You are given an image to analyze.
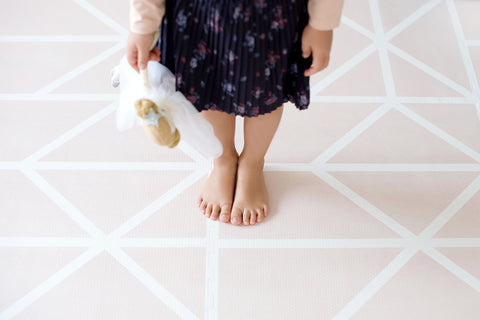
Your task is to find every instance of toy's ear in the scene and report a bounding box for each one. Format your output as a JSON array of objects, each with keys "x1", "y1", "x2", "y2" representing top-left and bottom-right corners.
[{"x1": 111, "y1": 65, "x2": 120, "y2": 88}]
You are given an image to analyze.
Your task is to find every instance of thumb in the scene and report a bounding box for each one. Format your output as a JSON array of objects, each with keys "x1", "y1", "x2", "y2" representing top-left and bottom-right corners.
[
  {"x1": 301, "y1": 42, "x2": 312, "y2": 59},
  {"x1": 137, "y1": 46, "x2": 149, "y2": 71}
]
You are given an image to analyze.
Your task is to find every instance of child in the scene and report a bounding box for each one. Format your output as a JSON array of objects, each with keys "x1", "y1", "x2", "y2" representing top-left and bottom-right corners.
[{"x1": 127, "y1": 0, "x2": 344, "y2": 226}]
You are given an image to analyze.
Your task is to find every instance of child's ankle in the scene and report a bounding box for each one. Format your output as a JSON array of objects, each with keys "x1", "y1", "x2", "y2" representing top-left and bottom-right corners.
[
  {"x1": 238, "y1": 154, "x2": 265, "y2": 169},
  {"x1": 214, "y1": 150, "x2": 239, "y2": 165}
]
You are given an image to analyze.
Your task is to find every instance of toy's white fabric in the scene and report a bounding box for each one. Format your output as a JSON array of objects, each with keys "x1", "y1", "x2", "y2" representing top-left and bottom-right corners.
[{"x1": 113, "y1": 56, "x2": 223, "y2": 159}]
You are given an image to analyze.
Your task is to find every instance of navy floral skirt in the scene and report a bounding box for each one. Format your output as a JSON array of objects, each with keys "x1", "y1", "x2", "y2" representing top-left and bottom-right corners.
[{"x1": 158, "y1": 0, "x2": 312, "y2": 117}]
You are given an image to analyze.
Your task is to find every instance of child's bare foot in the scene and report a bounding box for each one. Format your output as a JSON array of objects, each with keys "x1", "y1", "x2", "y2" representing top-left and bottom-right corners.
[
  {"x1": 230, "y1": 156, "x2": 269, "y2": 226},
  {"x1": 196, "y1": 152, "x2": 238, "y2": 222}
]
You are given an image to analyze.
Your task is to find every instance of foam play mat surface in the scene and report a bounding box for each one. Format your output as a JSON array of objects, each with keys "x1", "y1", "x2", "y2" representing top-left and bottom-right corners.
[{"x1": 1, "y1": 0, "x2": 480, "y2": 319}]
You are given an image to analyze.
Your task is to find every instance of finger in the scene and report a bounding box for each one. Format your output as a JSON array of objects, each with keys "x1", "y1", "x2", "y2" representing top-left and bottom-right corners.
[
  {"x1": 137, "y1": 46, "x2": 149, "y2": 71},
  {"x1": 151, "y1": 47, "x2": 161, "y2": 62},
  {"x1": 148, "y1": 52, "x2": 161, "y2": 62},
  {"x1": 152, "y1": 47, "x2": 161, "y2": 55},
  {"x1": 301, "y1": 43, "x2": 312, "y2": 59},
  {"x1": 301, "y1": 29, "x2": 312, "y2": 58},
  {"x1": 126, "y1": 49, "x2": 139, "y2": 73},
  {"x1": 304, "y1": 61, "x2": 321, "y2": 77},
  {"x1": 304, "y1": 55, "x2": 329, "y2": 77}
]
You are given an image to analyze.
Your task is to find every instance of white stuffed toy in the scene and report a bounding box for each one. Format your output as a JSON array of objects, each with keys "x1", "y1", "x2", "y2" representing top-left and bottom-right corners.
[{"x1": 111, "y1": 32, "x2": 223, "y2": 159}]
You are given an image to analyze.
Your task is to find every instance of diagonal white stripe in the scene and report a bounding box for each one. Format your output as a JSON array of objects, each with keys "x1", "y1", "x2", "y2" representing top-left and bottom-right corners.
[
  {"x1": 22, "y1": 102, "x2": 117, "y2": 163},
  {"x1": 385, "y1": 0, "x2": 443, "y2": 40},
  {"x1": 73, "y1": 0, "x2": 128, "y2": 35},
  {"x1": 1, "y1": 0, "x2": 480, "y2": 318},
  {"x1": 0, "y1": 247, "x2": 103, "y2": 320},
  {"x1": 8, "y1": 162, "x2": 480, "y2": 172},
  {"x1": 369, "y1": 0, "x2": 399, "y2": 99},
  {"x1": 423, "y1": 247, "x2": 480, "y2": 293},
  {"x1": 394, "y1": 103, "x2": 480, "y2": 162},
  {"x1": 310, "y1": 44, "x2": 376, "y2": 96},
  {"x1": 325, "y1": 1, "x2": 480, "y2": 316},
  {"x1": 107, "y1": 247, "x2": 200, "y2": 319},
  {"x1": 0, "y1": 94, "x2": 473, "y2": 104},
  {"x1": 5, "y1": 162, "x2": 480, "y2": 173},
  {"x1": 312, "y1": 169, "x2": 416, "y2": 239},
  {"x1": 35, "y1": 42, "x2": 125, "y2": 94},
  {"x1": 109, "y1": 169, "x2": 207, "y2": 238},
  {"x1": 446, "y1": 0, "x2": 480, "y2": 121},
  {"x1": 1, "y1": 237, "x2": 479, "y2": 250},
  {"x1": 311, "y1": 103, "x2": 392, "y2": 164},
  {"x1": 341, "y1": 16, "x2": 375, "y2": 40},
  {"x1": 177, "y1": 140, "x2": 209, "y2": 163},
  {"x1": 18, "y1": 168, "x2": 105, "y2": 238},
  {"x1": 419, "y1": 174, "x2": 480, "y2": 238},
  {"x1": 332, "y1": 248, "x2": 419, "y2": 320},
  {"x1": 466, "y1": 40, "x2": 480, "y2": 47},
  {"x1": 387, "y1": 44, "x2": 474, "y2": 99}
]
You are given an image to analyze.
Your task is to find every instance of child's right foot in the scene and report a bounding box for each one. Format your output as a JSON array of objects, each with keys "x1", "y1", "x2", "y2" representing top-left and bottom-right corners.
[{"x1": 196, "y1": 152, "x2": 238, "y2": 222}]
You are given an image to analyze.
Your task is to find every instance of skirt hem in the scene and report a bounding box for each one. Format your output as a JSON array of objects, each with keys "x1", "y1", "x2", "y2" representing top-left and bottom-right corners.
[{"x1": 198, "y1": 96, "x2": 309, "y2": 118}]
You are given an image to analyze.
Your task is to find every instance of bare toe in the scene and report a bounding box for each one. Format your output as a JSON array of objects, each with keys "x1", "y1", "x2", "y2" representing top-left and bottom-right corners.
[
  {"x1": 196, "y1": 197, "x2": 202, "y2": 208},
  {"x1": 243, "y1": 209, "x2": 251, "y2": 226},
  {"x1": 219, "y1": 205, "x2": 231, "y2": 223},
  {"x1": 206, "y1": 203, "x2": 213, "y2": 217},
  {"x1": 250, "y1": 210, "x2": 256, "y2": 225},
  {"x1": 256, "y1": 209, "x2": 264, "y2": 223},
  {"x1": 210, "y1": 205, "x2": 221, "y2": 220},
  {"x1": 197, "y1": 153, "x2": 238, "y2": 222},
  {"x1": 231, "y1": 156, "x2": 270, "y2": 226},
  {"x1": 231, "y1": 207, "x2": 242, "y2": 225},
  {"x1": 200, "y1": 200, "x2": 207, "y2": 214}
]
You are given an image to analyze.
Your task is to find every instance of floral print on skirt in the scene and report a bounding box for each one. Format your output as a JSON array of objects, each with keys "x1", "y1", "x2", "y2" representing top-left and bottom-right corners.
[{"x1": 158, "y1": 0, "x2": 313, "y2": 117}]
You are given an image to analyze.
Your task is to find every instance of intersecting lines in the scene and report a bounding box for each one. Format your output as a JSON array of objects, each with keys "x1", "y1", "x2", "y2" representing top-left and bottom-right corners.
[{"x1": 1, "y1": 0, "x2": 480, "y2": 319}]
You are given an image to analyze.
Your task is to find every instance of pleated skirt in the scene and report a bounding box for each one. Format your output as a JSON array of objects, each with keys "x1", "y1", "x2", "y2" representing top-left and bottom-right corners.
[{"x1": 158, "y1": 0, "x2": 312, "y2": 117}]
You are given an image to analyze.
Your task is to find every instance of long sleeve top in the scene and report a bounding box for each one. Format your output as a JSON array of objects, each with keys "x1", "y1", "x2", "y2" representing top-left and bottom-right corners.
[{"x1": 130, "y1": 0, "x2": 345, "y2": 34}]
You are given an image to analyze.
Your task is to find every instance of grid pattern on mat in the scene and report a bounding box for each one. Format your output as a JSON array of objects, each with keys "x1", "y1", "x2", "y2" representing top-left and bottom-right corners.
[{"x1": 1, "y1": 0, "x2": 480, "y2": 319}]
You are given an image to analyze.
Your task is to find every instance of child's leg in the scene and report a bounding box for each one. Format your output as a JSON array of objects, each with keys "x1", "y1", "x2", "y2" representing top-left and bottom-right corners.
[
  {"x1": 230, "y1": 104, "x2": 284, "y2": 225},
  {"x1": 197, "y1": 109, "x2": 239, "y2": 222}
]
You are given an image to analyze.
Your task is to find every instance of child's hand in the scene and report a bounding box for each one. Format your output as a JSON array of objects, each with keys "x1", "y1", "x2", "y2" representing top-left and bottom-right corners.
[
  {"x1": 126, "y1": 32, "x2": 161, "y2": 73},
  {"x1": 301, "y1": 25, "x2": 333, "y2": 77}
]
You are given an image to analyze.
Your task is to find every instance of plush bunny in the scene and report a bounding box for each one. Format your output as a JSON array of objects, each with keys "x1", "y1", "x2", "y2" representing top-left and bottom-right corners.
[{"x1": 111, "y1": 34, "x2": 223, "y2": 159}]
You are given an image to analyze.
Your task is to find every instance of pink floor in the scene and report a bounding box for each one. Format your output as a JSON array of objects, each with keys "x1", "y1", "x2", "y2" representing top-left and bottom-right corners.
[{"x1": 1, "y1": 0, "x2": 480, "y2": 319}]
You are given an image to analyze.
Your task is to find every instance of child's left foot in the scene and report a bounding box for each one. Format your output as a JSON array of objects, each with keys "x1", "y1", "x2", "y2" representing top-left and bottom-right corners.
[{"x1": 230, "y1": 156, "x2": 269, "y2": 226}]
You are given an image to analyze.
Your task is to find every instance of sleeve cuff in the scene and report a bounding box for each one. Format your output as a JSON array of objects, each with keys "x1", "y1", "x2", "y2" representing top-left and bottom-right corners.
[
  {"x1": 129, "y1": 0, "x2": 165, "y2": 34},
  {"x1": 307, "y1": 0, "x2": 344, "y2": 31},
  {"x1": 307, "y1": 18, "x2": 341, "y2": 31}
]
